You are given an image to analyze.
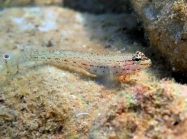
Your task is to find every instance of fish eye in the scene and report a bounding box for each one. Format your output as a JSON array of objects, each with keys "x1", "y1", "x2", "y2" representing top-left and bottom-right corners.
[{"x1": 132, "y1": 56, "x2": 141, "y2": 61}]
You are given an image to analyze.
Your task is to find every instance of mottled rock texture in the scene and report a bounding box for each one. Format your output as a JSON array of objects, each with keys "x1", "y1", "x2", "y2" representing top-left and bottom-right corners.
[
  {"x1": 89, "y1": 80, "x2": 187, "y2": 139},
  {"x1": 0, "y1": 0, "x2": 62, "y2": 7},
  {"x1": 131, "y1": 0, "x2": 187, "y2": 74}
]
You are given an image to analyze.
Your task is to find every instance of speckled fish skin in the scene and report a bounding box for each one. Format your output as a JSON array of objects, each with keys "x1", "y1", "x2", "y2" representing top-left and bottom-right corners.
[{"x1": 2, "y1": 50, "x2": 151, "y2": 76}]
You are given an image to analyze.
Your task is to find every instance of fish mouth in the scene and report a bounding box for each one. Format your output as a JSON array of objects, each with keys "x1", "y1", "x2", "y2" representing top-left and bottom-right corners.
[
  {"x1": 142, "y1": 59, "x2": 152, "y2": 68},
  {"x1": 148, "y1": 59, "x2": 152, "y2": 65},
  {"x1": 147, "y1": 60, "x2": 152, "y2": 67}
]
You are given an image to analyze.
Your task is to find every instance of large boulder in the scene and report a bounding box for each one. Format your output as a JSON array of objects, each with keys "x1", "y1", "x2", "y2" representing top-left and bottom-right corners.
[{"x1": 131, "y1": 0, "x2": 187, "y2": 74}]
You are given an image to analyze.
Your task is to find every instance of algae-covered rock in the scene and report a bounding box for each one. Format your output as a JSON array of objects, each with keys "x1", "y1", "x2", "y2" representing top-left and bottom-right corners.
[
  {"x1": 89, "y1": 80, "x2": 187, "y2": 139},
  {"x1": 131, "y1": 0, "x2": 187, "y2": 74}
]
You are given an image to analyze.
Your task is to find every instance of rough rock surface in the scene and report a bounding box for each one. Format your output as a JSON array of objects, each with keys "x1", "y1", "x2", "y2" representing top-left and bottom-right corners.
[
  {"x1": 89, "y1": 81, "x2": 187, "y2": 139},
  {"x1": 0, "y1": 0, "x2": 62, "y2": 7},
  {"x1": 131, "y1": 0, "x2": 187, "y2": 74}
]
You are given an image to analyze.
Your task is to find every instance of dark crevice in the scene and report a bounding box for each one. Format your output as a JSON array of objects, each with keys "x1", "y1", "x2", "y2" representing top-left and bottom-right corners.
[
  {"x1": 172, "y1": 72, "x2": 187, "y2": 84},
  {"x1": 63, "y1": 0, "x2": 133, "y2": 14}
]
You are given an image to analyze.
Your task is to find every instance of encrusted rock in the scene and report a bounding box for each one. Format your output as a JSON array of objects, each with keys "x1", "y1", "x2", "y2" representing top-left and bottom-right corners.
[{"x1": 131, "y1": 0, "x2": 187, "y2": 74}]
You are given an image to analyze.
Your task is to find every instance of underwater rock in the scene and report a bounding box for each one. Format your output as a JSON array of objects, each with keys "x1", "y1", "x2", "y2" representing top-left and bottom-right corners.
[
  {"x1": 131, "y1": 0, "x2": 187, "y2": 75},
  {"x1": 89, "y1": 80, "x2": 187, "y2": 139},
  {"x1": 0, "y1": 0, "x2": 62, "y2": 7}
]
